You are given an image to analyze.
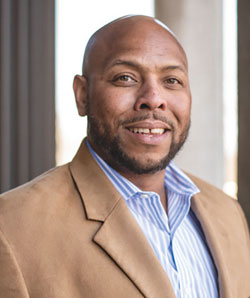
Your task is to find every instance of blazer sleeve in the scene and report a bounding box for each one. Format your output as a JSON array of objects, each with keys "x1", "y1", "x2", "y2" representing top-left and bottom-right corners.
[{"x1": 0, "y1": 229, "x2": 30, "y2": 298}]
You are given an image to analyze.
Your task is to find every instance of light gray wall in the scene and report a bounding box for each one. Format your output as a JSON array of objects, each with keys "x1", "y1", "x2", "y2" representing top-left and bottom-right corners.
[{"x1": 155, "y1": 0, "x2": 224, "y2": 188}]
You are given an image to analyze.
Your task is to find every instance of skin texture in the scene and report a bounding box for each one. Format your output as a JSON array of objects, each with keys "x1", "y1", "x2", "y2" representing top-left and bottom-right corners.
[{"x1": 73, "y1": 16, "x2": 192, "y2": 211}]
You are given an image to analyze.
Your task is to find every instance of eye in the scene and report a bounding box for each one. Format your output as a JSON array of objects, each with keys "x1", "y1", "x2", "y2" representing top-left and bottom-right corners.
[
  {"x1": 165, "y1": 77, "x2": 181, "y2": 84},
  {"x1": 115, "y1": 75, "x2": 134, "y2": 82},
  {"x1": 164, "y1": 76, "x2": 184, "y2": 89},
  {"x1": 118, "y1": 75, "x2": 132, "y2": 82},
  {"x1": 112, "y1": 74, "x2": 137, "y2": 86}
]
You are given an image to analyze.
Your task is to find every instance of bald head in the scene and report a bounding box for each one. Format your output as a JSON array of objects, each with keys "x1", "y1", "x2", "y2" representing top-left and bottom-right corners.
[{"x1": 82, "y1": 15, "x2": 187, "y2": 77}]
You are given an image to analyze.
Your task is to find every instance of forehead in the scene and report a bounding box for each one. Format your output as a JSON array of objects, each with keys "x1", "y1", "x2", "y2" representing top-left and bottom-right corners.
[
  {"x1": 105, "y1": 43, "x2": 186, "y2": 73},
  {"x1": 89, "y1": 22, "x2": 188, "y2": 74}
]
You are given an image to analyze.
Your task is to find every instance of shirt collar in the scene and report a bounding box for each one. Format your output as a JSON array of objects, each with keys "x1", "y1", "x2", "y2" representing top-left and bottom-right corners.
[{"x1": 86, "y1": 140, "x2": 200, "y2": 200}]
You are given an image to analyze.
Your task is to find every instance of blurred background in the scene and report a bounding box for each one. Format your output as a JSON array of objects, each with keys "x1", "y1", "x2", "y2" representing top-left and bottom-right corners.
[{"x1": 0, "y1": 0, "x2": 249, "y2": 226}]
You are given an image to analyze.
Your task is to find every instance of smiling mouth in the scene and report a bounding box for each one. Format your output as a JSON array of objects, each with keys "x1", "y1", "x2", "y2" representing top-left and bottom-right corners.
[{"x1": 127, "y1": 128, "x2": 166, "y2": 135}]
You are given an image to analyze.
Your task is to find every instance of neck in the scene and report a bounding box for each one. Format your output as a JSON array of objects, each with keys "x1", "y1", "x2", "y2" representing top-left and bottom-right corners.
[
  {"x1": 120, "y1": 169, "x2": 168, "y2": 212},
  {"x1": 86, "y1": 139, "x2": 168, "y2": 211}
]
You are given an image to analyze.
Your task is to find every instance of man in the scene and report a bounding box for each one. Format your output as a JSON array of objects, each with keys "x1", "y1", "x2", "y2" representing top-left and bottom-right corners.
[{"x1": 0, "y1": 15, "x2": 249, "y2": 298}]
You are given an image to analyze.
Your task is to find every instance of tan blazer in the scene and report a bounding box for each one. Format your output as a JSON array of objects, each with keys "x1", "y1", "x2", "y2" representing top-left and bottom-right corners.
[{"x1": 0, "y1": 140, "x2": 249, "y2": 298}]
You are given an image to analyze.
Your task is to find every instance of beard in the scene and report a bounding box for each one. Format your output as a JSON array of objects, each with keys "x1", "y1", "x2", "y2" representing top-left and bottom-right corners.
[{"x1": 87, "y1": 111, "x2": 190, "y2": 175}]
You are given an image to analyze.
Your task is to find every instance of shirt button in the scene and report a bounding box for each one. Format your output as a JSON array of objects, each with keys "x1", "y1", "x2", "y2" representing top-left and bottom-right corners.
[
  {"x1": 185, "y1": 286, "x2": 192, "y2": 296},
  {"x1": 140, "y1": 194, "x2": 149, "y2": 199}
]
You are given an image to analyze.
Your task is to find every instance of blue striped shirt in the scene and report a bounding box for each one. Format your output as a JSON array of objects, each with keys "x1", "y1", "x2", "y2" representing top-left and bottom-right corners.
[{"x1": 86, "y1": 141, "x2": 219, "y2": 298}]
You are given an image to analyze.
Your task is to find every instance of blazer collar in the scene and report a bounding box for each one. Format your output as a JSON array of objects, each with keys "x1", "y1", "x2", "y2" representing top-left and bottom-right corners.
[
  {"x1": 190, "y1": 175, "x2": 233, "y2": 298},
  {"x1": 69, "y1": 140, "x2": 176, "y2": 298}
]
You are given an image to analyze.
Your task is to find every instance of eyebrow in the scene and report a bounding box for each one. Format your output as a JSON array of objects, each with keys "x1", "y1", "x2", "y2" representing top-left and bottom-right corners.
[
  {"x1": 162, "y1": 65, "x2": 186, "y2": 73},
  {"x1": 106, "y1": 59, "x2": 187, "y2": 73},
  {"x1": 106, "y1": 59, "x2": 141, "y2": 71}
]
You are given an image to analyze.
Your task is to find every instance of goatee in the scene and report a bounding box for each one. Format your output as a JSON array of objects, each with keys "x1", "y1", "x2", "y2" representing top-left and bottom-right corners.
[{"x1": 86, "y1": 112, "x2": 190, "y2": 174}]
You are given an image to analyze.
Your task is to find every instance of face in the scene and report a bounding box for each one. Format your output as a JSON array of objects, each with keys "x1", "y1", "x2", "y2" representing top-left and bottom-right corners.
[{"x1": 76, "y1": 20, "x2": 191, "y2": 175}]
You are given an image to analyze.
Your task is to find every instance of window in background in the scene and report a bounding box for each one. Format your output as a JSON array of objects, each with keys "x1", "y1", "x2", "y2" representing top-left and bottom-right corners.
[
  {"x1": 222, "y1": 0, "x2": 238, "y2": 197},
  {"x1": 55, "y1": 0, "x2": 154, "y2": 165}
]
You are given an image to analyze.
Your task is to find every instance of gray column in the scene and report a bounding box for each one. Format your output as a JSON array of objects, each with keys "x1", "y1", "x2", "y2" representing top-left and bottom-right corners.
[
  {"x1": 238, "y1": 0, "x2": 250, "y2": 227},
  {"x1": 155, "y1": 0, "x2": 224, "y2": 189},
  {"x1": 0, "y1": 0, "x2": 55, "y2": 193}
]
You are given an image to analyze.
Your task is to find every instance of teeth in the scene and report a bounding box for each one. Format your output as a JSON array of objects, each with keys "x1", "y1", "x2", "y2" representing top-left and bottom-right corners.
[
  {"x1": 138, "y1": 128, "x2": 150, "y2": 134},
  {"x1": 151, "y1": 128, "x2": 164, "y2": 135},
  {"x1": 129, "y1": 128, "x2": 165, "y2": 135}
]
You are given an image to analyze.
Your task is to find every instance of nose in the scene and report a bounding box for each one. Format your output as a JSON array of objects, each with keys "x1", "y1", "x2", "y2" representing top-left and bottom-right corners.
[{"x1": 134, "y1": 81, "x2": 167, "y2": 111}]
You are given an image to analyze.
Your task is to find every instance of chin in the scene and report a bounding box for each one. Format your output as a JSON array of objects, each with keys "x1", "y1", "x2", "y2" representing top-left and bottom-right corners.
[{"x1": 113, "y1": 151, "x2": 172, "y2": 175}]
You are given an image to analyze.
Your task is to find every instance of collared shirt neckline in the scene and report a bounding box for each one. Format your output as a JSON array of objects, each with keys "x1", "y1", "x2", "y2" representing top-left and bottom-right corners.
[{"x1": 86, "y1": 140, "x2": 200, "y2": 201}]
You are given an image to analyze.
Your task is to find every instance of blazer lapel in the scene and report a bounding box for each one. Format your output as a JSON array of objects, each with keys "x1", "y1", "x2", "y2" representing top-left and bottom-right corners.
[
  {"x1": 94, "y1": 197, "x2": 175, "y2": 298},
  {"x1": 191, "y1": 191, "x2": 233, "y2": 298},
  {"x1": 69, "y1": 140, "x2": 175, "y2": 298}
]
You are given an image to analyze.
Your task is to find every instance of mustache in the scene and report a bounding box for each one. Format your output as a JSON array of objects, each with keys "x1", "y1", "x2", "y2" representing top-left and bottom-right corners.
[{"x1": 119, "y1": 112, "x2": 175, "y2": 130}]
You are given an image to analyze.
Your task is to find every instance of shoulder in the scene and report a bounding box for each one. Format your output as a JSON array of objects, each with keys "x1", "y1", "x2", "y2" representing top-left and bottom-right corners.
[
  {"x1": 186, "y1": 172, "x2": 250, "y2": 237},
  {"x1": 185, "y1": 172, "x2": 241, "y2": 217},
  {"x1": 0, "y1": 164, "x2": 82, "y2": 234},
  {"x1": 185, "y1": 171, "x2": 241, "y2": 211},
  {"x1": 185, "y1": 172, "x2": 230, "y2": 200},
  {"x1": 0, "y1": 163, "x2": 89, "y2": 264},
  {"x1": 0, "y1": 164, "x2": 73, "y2": 209}
]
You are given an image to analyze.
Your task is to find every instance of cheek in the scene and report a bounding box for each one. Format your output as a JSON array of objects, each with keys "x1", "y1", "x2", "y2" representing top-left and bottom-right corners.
[
  {"x1": 107, "y1": 89, "x2": 135, "y2": 111},
  {"x1": 88, "y1": 90, "x2": 132, "y2": 131},
  {"x1": 92, "y1": 88, "x2": 134, "y2": 117},
  {"x1": 167, "y1": 93, "x2": 191, "y2": 124}
]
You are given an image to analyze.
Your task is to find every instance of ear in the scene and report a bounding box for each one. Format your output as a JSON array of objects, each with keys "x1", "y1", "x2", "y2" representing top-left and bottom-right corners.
[{"x1": 73, "y1": 75, "x2": 88, "y2": 116}]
